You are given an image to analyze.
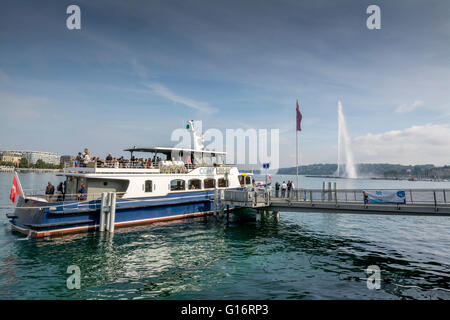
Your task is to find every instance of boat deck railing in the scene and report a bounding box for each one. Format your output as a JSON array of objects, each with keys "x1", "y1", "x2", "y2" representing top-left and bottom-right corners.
[
  {"x1": 64, "y1": 160, "x2": 235, "y2": 173},
  {"x1": 22, "y1": 191, "x2": 127, "y2": 203},
  {"x1": 271, "y1": 188, "x2": 450, "y2": 206}
]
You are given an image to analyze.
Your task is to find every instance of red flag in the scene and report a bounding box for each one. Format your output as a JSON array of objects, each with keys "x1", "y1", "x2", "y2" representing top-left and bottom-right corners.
[
  {"x1": 10, "y1": 172, "x2": 23, "y2": 204},
  {"x1": 296, "y1": 100, "x2": 302, "y2": 131}
]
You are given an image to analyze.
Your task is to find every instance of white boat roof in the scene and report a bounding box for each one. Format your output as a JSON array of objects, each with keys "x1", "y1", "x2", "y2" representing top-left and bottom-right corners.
[{"x1": 124, "y1": 146, "x2": 227, "y2": 155}]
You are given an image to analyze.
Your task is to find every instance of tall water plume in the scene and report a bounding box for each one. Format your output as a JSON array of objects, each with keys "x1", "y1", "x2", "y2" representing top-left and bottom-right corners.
[{"x1": 336, "y1": 101, "x2": 358, "y2": 178}]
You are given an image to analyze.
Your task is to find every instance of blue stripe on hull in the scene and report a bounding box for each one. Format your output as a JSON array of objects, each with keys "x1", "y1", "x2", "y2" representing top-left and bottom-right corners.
[{"x1": 10, "y1": 190, "x2": 238, "y2": 236}]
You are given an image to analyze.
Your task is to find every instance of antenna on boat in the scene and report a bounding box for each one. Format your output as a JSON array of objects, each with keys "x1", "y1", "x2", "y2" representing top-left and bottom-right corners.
[{"x1": 186, "y1": 120, "x2": 204, "y2": 151}]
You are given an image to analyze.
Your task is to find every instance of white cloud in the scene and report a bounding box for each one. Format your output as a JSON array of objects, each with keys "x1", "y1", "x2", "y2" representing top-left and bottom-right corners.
[
  {"x1": 144, "y1": 82, "x2": 217, "y2": 114},
  {"x1": 353, "y1": 123, "x2": 450, "y2": 165},
  {"x1": 395, "y1": 100, "x2": 424, "y2": 113}
]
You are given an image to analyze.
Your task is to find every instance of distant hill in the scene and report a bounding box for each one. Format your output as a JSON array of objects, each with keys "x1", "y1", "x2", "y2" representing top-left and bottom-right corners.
[{"x1": 277, "y1": 163, "x2": 450, "y2": 179}]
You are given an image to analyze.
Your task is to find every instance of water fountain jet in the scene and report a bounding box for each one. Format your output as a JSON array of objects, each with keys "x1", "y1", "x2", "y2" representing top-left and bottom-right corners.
[{"x1": 336, "y1": 101, "x2": 358, "y2": 178}]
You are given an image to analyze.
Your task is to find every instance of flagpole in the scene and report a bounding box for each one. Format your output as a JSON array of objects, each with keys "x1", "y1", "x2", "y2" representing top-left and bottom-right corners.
[{"x1": 296, "y1": 128, "x2": 299, "y2": 191}]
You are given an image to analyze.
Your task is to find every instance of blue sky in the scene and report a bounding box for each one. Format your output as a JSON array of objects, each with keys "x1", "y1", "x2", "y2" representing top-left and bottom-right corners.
[{"x1": 1, "y1": 0, "x2": 449, "y2": 167}]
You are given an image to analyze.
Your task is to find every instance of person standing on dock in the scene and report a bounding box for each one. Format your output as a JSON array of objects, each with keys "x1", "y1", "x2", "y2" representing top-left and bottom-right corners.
[
  {"x1": 281, "y1": 181, "x2": 287, "y2": 198},
  {"x1": 275, "y1": 181, "x2": 280, "y2": 197},
  {"x1": 287, "y1": 180, "x2": 292, "y2": 198},
  {"x1": 363, "y1": 191, "x2": 369, "y2": 205}
]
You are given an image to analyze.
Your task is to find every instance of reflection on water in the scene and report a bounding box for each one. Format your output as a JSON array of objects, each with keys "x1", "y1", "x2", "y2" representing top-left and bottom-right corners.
[{"x1": 1, "y1": 173, "x2": 450, "y2": 299}]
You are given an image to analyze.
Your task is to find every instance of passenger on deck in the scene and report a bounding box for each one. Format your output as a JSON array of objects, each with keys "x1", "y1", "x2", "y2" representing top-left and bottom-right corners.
[
  {"x1": 96, "y1": 157, "x2": 104, "y2": 167},
  {"x1": 45, "y1": 182, "x2": 55, "y2": 195},
  {"x1": 78, "y1": 184, "x2": 87, "y2": 201},
  {"x1": 56, "y1": 182, "x2": 64, "y2": 201},
  {"x1": 106, "y1": 153, "x2": 113, "y2": 162},
  {"x1": 75, "y1": 152, "x2": 82, "y2": 167},
  {"x1": 83, "y1": 148, "x2": 91, "y2": 167},
  {"x1": 118, "y1": 157, "x2": 124, "y2": 168},
  {"x1": 275, "y1": 181, "x2": 280, "y2": 197},
  {"x1": 113, "y1": 158, "x2": 119, "y2": 168}
]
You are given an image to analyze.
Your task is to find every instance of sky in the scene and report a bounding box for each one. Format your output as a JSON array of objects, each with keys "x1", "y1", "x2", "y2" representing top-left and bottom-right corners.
[{"x1": 0, "y1": 0, "x2": 449, "y2": 168}]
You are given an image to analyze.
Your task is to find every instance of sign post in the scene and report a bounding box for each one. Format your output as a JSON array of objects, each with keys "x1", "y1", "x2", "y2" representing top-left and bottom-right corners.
[{"x1": 263, "y1": 163, "x2": 270, "y2": 186}]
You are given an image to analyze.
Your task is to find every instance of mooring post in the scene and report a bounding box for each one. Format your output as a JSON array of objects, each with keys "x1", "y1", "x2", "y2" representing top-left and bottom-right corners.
[
  {"x1": 410, "y1": 189, "x2": 413, "y2": 204},
  {"x1": 105, "y1": 192, "x2": 111, "y2": 231},
  {"x1": 443, "y1": 189, "x2": 447, "y2": 204},
  {"x1": 333, "y1": 182, "x2": 337, "y2": 204},
  {"x1": 274, "y1": 211, "x2": 280, "y2": 222},
  {"x1": 109, "y1": 192, "x2": 116, "y2": 233},
  {"x1": 310, "y1": 191, "x2": 313, "y2": 204},
  {"x1": 328, "y1": 182, "x2": 332, "y2": 201},
  {"x1": 213, "y1": 188, "x2": 218, "y2": 215},
  {"x1": 322, "y1": 181, "x2": 325, "y2": 201},
  {"x1": 99, "y1": 192, "x2": 107, "y2": 232},
  {"x1": 433, "y1": 190, "x2": 437, "y2": 211}
]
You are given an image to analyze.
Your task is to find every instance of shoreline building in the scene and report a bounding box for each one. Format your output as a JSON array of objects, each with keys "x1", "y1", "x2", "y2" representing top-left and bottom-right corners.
[{"x1": 0, "y1": 150, "x2": 61, "y2": 165}]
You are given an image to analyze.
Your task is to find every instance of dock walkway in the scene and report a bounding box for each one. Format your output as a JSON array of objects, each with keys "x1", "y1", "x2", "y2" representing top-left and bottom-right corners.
[
  {"x1": 222, "y1": 187, "x2": 450, "y2": 217},
  {"x1": 269, "y1": 198, "x2": 450, "y2": 216}
]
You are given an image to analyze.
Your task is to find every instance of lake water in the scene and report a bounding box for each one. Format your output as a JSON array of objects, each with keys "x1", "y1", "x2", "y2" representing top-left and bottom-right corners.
[{"x1": 0, "y1": 172, "x2": 449, "y2": 299}]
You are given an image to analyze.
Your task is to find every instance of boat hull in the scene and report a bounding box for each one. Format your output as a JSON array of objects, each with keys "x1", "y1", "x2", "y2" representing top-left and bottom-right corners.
[{"x1": 9, "y1": 190, "x2": 234, "y2": 238}]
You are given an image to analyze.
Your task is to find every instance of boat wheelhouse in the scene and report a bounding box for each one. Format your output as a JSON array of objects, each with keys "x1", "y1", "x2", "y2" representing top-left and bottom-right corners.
[{"x1": 7, "y1": 121, "x2": 254, "y2": 237}]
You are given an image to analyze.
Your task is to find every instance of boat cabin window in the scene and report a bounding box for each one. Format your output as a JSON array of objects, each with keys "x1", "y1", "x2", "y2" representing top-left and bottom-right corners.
[
  {"x1": 144, "y1": 180, "x2": 153, "y2": 192},
  {"x1": 170, "y1": 179, "x2": 185, "y2": 191},
  {"x1": 239, "y1": 175, "x2": 245, "y2": 187},
  {"x1": 188, "y1": 179, "x2": 201, "y2": 190},
  {"x1": 218, "y1": 178, "x2": 228, "y2": 188},
  {"x1": 204, "y1": 178, "x2": 215, "y2": 189},
  {"x1": 246, "y1": 176, "x2": 251, "y2": 185},
  {"x1": 85, "y1": 178, "x2": 129, "y2": 199}
]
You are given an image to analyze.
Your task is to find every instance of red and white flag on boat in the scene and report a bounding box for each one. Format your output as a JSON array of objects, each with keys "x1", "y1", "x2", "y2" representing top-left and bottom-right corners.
[{"x1": 10, "y1": 172, "x2": 23, "y2": 204}]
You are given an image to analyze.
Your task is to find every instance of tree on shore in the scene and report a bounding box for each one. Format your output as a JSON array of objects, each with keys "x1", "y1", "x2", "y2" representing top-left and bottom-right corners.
[{"x1": 19, "y1": 157, "x2": 29, "y2": 168}]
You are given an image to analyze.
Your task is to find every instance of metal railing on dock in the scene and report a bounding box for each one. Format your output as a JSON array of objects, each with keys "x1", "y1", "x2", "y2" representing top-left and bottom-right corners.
[
  {"x1": 271, "y1": 188, "x2": 450, "y2": 206},
  {"x1": 218, "y1": 188, "x2": 271, "y2": 210},
  {"x1": 269, "y1": 187, "x2": 450, "y2": 216}
]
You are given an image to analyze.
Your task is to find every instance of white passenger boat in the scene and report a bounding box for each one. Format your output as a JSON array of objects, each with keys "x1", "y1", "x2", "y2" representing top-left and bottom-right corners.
[{"x1": 7, "y1": 121, "x2": 253, "y2": 237}]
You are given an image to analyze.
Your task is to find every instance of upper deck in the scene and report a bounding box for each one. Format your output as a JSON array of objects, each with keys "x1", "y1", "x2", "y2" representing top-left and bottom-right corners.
[{"x1": 63, "y1": 146, "x2": 233, "y2": 175}]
